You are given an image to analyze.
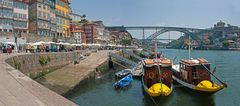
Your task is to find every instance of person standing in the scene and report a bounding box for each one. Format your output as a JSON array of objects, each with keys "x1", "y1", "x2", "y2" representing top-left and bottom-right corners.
[
  {"x1": 0, "y1": 45, "x2": 2, "y2": 53},
  {"x1": 2, "y1": 46, "x2": 4, "y2": 53},
  {"x1": 9, "y1": 45, "x2": 12, "y2": 54},
  {"x1": 6, "y1": 45, "x2": 9, "y2": 54}
]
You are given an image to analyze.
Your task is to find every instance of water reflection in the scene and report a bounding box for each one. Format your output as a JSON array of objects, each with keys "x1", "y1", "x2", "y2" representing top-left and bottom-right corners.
[
  {"x1": 176, "y1": 87, "x2": 215, "y2": 106},
  {"x1": 142, "y1": 91, "x2": 174, "y2": 106}
]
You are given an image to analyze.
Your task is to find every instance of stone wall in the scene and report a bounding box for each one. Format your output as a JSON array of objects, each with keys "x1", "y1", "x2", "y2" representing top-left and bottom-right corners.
[{"x1": 5, "y1": 51, "x2": 87, "y2": 79}]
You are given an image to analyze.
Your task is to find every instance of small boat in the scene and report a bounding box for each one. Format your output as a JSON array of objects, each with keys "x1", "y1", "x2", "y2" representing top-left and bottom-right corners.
[
  {"x1": 142, "y1": 58, "x2": 173, "y2": 97},
  {"x1": 172, "y1": 58, "x2": 227, "y2": 93},
  {"x1": 115, "y1": 69, "x2": 132, "y2": 78},
  {"x1": 114, "y1": 74, "x2": 133, "y2": 89}
]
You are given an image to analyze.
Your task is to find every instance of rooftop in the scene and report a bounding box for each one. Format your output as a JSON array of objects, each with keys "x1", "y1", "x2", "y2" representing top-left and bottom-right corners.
[
  {"x1": 180, "y1": 58, "x2": 209, "y2": 65},
  {"x1": 144, "y1": 58, "x2": 171, "y2": 66}
]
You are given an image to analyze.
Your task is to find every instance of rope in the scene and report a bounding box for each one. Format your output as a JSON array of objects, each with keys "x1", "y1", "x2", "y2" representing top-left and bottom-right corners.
[
  {"x1": 201, "y1": 63, "x2": 227, "y2": 87},
  {"x1": 149, "y1": 96, "x2": 158, "y2": 106}
]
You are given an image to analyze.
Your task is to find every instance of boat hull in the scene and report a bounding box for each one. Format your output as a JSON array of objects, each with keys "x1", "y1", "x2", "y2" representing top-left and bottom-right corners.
[
  {"x1": 114, "y1": 74, "x2": 133, "y2": 89},
  {"x1": 142, "y1": 75, "x2": 172, "y2": 97},
  {"x1": 172, "y1": 72, "x2": 224, "y2": 93}
]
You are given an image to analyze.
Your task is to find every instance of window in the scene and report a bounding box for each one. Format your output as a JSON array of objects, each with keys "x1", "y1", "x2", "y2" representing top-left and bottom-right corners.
[
  {"x1": 23, "y1": 14, "x2": 26, "y2": 19},
  {"x1": 13, "y1": 1, "x2": 27, "y2": 10},
  {"x1": 48, "y1": 13, "x2": 50, "y2": 20},
  {"x1": 192, "y1": 71, "x2": 198, "y2": 79},
  {"x1": 38, "y1": 11, "x2": 42, "y2": 18},
  {"x1": 38, "y1": 4, "x2": 41, "y2": 8},
  {"x1": 43, "y1": 12, "x2": 46, "y2": 19}
]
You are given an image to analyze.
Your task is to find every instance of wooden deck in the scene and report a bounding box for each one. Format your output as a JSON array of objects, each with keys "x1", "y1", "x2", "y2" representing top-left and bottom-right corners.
[{"x1": 131, "y1": 62, "x2": 143, "y2": 77}]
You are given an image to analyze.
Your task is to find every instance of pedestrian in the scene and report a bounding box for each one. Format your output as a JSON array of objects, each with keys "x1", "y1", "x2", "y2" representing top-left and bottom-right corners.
[
  {"x1": 6, "y1": 46, "x2": 9, "y2": 55},
  {"x1": 0, "y1": 45, "x2": 2, "y2": 53},
  {"x1": 3, "y1": 46, "x2": 6, "y2": 53},
  {"x1": 9, "y1": 45, "x2": 12, "y2": 54},
  {"x1": 9, "y1": 46, "x2": 12, "y2": 54}
]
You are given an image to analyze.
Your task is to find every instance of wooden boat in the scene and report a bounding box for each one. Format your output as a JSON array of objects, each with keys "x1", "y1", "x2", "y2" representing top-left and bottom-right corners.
[
  {"x1": 142, "y1": 58, "x2": 173, "y2": 97},
  {"x1": 115, "y1": 69, "x2": 132, "y2": 78},
  {"x1": 172, "y1": 58, "x2": 227, "y2": 93},
  {"x1": 114, "y1": 74, "x2": 133, "y2": 89}
]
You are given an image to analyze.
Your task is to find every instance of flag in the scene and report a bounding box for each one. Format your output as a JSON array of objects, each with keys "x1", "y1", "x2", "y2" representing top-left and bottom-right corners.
[{"x1": 212, "y1": 67, "x2": 217, "y2": 74}]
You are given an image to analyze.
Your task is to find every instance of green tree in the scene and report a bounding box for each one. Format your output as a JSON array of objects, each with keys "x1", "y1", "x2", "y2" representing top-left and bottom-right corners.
[
  {"x1": 120, "y1": 38, "x2": 132, "y2": 46},
  {"x1": 222, "y1": 40, "x2": 230, "y2": 48},
  {"x1": 78, "y1": 19, "x2": 88, "y2": 24},
  {"x1": 82, "y1": 14, "x2": 86, "y2": 18}
]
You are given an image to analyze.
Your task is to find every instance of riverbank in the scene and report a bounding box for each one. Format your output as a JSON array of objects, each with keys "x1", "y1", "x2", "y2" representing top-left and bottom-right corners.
[
  {"x1": 35, "y1": 50, "x2": 115, "y2": 95},
  {"x1": 166, "y1": 47, "x2": 240, "y2": 51},
  {"x1": 0, "y1": 53, "x2": 77, "y2": 106}
]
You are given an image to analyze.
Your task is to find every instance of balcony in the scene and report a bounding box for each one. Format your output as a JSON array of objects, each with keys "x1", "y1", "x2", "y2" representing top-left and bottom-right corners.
[
  {"x1": 13, "y1": 18, "x2": 28, "y2": 22},
  {"x1": 55, "y1": 12, "x2": 71, "y2": 19},
  {"x1": 0, "y1": 5, "x2": 13, "y2": 10}
]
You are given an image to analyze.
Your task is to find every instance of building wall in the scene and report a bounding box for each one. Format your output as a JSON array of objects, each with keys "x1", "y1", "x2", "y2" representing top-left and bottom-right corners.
[
  {"x1": 81, "y1": 31, "x2": 86, "y2": 44},
  {"x1": 0, "y1": 0, "x2": 14, "y2": 32},
  {"x1": 83, "y1": 24, "x2": 96, "y2": 44},
  {"x1": 70, "y1": 12, "x2": 82, "y2": 22},
  {"x1": 72, "y1": 32, "x2": 81, "y2": 44},
  {"x1": 0, "y1": 0, "x2": 29, "y2": 35},
  {"x1": 70, "y1": 23, "x2": 86, "y2": 44},
  {"x1": 50, "y1": 8, "x2": 57, "y2": 37},
  {"x1": 55, "y1": 0, "x2": 70, "y2": 38},
  {"x1": 49, "y1": 0, "x2": 57, "y2": 37},
  {"x1": 13, "y1": 0, "x2": 29, "y2": 33},
  {"x1": 29, "y1": 0, "x2": 53, "y2": 37}
]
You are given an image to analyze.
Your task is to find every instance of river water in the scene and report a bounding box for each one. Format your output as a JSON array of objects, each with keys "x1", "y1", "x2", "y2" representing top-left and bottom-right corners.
[{"x1": 67, "y1": 49, "x2": 240, "y2": 106}]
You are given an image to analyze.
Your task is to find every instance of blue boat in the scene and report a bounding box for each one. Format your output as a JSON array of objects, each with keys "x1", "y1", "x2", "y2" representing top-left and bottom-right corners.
[{"x1": 114, "y1": 74, "x2": 133, "y2": 89}]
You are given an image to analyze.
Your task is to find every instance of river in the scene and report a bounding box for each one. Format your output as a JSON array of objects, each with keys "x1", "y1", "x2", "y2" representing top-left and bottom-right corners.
[{"x1": 66, "y1": 49, "x2": 240, "y2": 106}]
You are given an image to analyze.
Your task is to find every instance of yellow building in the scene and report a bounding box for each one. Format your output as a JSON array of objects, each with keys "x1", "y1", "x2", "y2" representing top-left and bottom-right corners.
[{"x1": 56, "y1": 0, "x2": 70, "y2": 39}]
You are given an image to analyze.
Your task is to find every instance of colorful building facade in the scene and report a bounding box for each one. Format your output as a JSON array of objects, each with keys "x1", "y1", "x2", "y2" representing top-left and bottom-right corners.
[
  {"x1": 55, "y1": 0, "x2": 70, "y2": 39},
  {"x1": 70, "y1": 23, "x2": 86, "y2": 44},
  {"x1": 69, "y1": 10, "x2": 82, "y2": 23},
  {"x1": 0, "y1": 0, "x2": 29, "y2": 34},
  {"x1": 49, "y1": 0, "x2": 57, "y2": 38},
  {"x1": 29, "y1": 0, "x2": 55, "y2": 37},
  {"x1": 83, "y1": 22, "x2": 97, "y2": 44}
]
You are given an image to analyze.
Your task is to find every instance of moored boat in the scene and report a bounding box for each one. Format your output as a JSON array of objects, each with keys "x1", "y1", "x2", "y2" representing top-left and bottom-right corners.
[
  {"x1": 114, "y1": 74, "x2": 133, "y2": 89},
  {"x1": 115, "y1": 69, "x2": 132, "y2": 78},
  {"x1": 142, "y1": 58, "x2": 173, "y2": 97},
  {"x1": 172, "y1": 58, "x2": 227, "y2": 93}
]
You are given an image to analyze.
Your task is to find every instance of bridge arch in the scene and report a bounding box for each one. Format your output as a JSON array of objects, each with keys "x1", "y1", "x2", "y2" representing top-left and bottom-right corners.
[{"x1": 146, "y1": 28, "x2": 194, "y2": 40}]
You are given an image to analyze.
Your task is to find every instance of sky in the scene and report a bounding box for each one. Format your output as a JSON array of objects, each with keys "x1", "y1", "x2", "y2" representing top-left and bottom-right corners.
[{"x1": 69, "y1": 0, "x2": 240, "y2": 39}]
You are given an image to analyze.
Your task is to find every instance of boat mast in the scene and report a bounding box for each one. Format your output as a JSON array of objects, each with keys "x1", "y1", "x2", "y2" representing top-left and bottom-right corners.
[
  {"x1": 188, "y1": 34, "x2": 191, "y2": 59},
  {"x1": 155, "y1": 38, "x2": 163, "y2": 92}
]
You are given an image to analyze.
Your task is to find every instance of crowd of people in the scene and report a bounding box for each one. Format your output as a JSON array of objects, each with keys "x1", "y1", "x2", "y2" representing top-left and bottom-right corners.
[
  {"x1": 0, "y1": 44, "x2": 15, "y2": 54},
  {"x1": 0, "y1": 41, "x2": 136, "y2": 54}
]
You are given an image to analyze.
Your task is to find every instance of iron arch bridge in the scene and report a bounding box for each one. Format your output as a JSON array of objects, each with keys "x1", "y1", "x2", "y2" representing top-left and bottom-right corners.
[
  {"x1": 106, "y1": 26, "x2": 213, "y2": 41},
  {"x1": 146, "y1": 27, "x2": 201, "y2": 40}
]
